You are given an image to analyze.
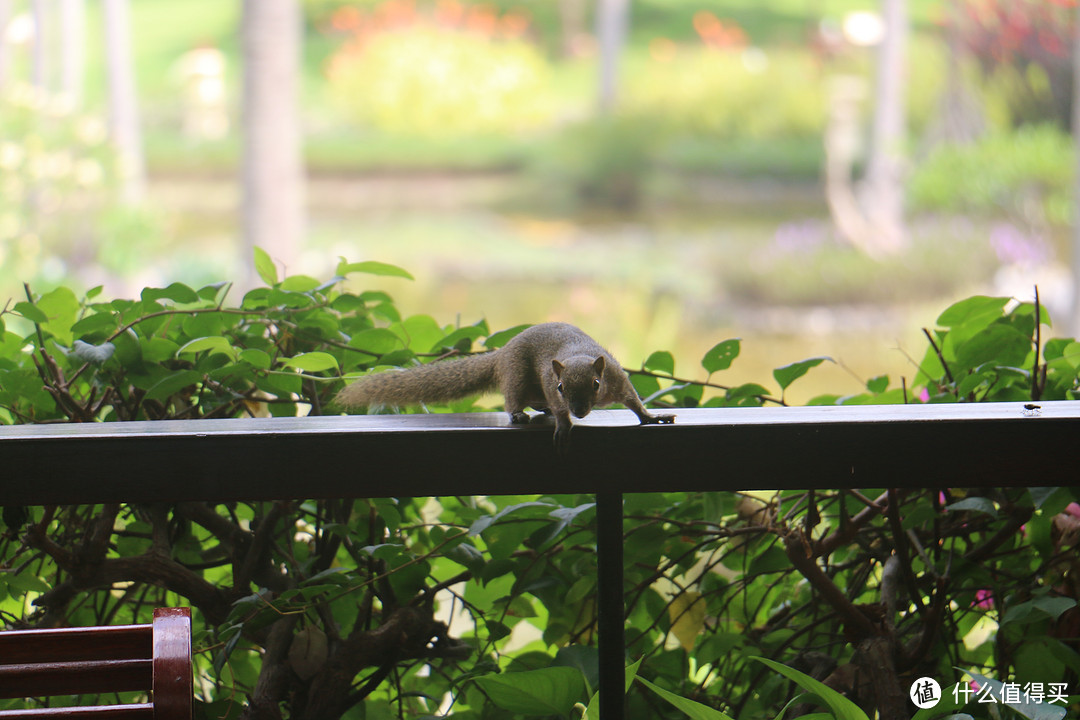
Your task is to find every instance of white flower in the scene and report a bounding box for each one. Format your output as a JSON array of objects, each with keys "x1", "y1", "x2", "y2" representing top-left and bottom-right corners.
[
  {"x1": 76, "y1": 117, "x2": 107, "y2": 146},
  {"x1": 0, "y1": 143, "x2": 24, "y2": 170},
  {"x1": 74, "y1": 159, "x2": 104, "y2": 187}
]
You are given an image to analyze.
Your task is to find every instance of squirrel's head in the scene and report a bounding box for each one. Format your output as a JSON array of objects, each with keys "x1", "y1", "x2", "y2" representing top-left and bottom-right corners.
[{"x1": 552, "y1": 356, "x2": 605, "y2": 418}]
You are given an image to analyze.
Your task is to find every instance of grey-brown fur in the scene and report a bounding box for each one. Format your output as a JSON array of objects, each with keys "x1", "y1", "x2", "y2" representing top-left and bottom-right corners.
[
  {"x1": 336, "y1": 322, "x2": 675, "y2": 452},
  {"x1": 336, "y1": 352, "x2": 498, "y2": 407}
]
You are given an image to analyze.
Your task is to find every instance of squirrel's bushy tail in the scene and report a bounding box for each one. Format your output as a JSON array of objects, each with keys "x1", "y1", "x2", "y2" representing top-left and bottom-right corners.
[{"x1": 336, "y1": 352, "x2": 499, "y2": 408}]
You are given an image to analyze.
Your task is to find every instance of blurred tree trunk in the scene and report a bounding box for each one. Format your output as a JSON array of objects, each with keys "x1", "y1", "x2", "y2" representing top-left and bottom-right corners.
[
  {"x1": 0, "y1": 0, "x2": 10, "y2": 91},
  {"x1": 558, "y1": 0, "x2": 586, "y2": 59},
  {"x1": 103, "y1": 0, "x2": 145, "y2": 205},
  {"x1": 596, "y1": 0, "x2": 628, "y2": 114},
  {"x1": 241, "y1": 0, "x2": 304, "y2": 283},
  {"x1": 933, "y1": 0, "x2": 982, "y2": 146},
  {"x1": 860, "y1": 0, "x2": 908, "y2": 255},
  {"x1": 31, "y1": 0, "x2": 48, "y2": 91},
  {"x1": 1070, "y1": 0, "x2": 1080, "y2": 338},
  {"x1": 59, "y1": 0, "x2": 83, "y2": 106}
]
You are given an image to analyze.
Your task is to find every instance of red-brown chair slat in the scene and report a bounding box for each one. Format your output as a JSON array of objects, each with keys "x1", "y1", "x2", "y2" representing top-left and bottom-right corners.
[
  {"x1": 0, "y1": 627, "x2": 150, "y2": 666},
  {"x1": 0, "y1": 609, "x2": 191, "y2": 720},
  {"x1": 0, "y1": 703, "x2": 154, "y2": 719}
]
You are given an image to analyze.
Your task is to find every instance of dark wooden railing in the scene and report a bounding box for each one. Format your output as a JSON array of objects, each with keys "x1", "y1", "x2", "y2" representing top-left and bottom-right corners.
[{"x1": 3, "y1": 401, "x2": 1078, "y2": 718}]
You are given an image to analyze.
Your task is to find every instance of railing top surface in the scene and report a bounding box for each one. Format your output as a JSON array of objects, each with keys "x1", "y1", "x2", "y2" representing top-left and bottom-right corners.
[
  {"x1": 2, "y1": 401, "x2": 1077, "y2": 504},
  {"x1": 0, "y1": 399, "x2": 1070, "y2": 439}
]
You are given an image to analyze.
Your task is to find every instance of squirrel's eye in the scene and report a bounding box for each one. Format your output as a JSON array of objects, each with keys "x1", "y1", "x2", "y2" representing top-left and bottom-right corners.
[
  {"x1": 557, "y1": 382, "x2": 564, "y2": 394},
  {"x1": 593, "y1": 379, "x2": 601, "y2": 391}
]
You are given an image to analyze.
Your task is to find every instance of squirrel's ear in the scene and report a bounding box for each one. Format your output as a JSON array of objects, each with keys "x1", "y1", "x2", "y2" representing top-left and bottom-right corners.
[
  {"x1": 552, "y1": 360, "x2": 564, "y2": 378},
  {"x1": 592, "y1": 356, "x2": 606, "y2": 375}
]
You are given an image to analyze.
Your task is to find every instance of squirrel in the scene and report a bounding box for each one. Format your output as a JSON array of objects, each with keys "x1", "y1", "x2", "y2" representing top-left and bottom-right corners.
[{"x1": 336, "y1": 322, "x2": 675, "y2": 453}]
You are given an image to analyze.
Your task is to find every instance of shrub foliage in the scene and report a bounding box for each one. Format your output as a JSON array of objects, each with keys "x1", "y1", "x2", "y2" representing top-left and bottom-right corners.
[{"x1": 1, "y1": 260, "x2": 1077, "y2": 720}]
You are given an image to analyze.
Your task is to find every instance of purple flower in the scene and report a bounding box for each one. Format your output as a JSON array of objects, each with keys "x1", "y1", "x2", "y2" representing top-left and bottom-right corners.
[
  {"x1": 989, "y1": 223, "x2": 1051, "y2": 266},
  {"x1": 772, "y1": 220, "x2": 832, "y2": 254},
  {"x1": 973, "y1": 589, "x2": 994, "y2": 610}
]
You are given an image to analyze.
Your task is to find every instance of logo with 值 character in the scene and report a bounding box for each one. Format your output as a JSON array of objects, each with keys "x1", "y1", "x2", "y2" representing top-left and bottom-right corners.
[{"x1": 910, "y1": 677, "x2": 941, "y2": 709}]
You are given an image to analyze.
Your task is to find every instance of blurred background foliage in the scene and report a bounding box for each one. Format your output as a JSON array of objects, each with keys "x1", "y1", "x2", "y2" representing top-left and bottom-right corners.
[{"x1": 1, "y1": 0, "x2": 1079, "y2": 402}]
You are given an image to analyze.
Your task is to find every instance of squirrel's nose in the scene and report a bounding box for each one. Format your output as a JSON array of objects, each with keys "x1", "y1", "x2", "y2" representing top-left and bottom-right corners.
[{"x1": 571, "y1": 405, "x2": 591, "y2": 419}]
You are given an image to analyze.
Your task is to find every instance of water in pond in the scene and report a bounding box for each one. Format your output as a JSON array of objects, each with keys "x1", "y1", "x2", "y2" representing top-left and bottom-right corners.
[{"x1": 73, "y1": 173, "x2": 1066, "y2": 404}]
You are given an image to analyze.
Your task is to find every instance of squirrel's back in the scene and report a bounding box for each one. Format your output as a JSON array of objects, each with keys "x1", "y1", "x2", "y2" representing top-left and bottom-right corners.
[{"x1": 499, "y1": 322, "x2": 611, "y2": 362}]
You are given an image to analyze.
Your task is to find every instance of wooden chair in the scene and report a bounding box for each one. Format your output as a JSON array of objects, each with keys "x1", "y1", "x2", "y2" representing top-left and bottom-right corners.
[{"x1": 0, "y1": 607, "x2": 193, "y2": 719}]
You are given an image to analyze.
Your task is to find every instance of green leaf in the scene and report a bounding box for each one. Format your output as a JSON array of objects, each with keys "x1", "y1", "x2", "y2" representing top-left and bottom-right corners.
[
  {"x1": 302, "y1": 567, "x2": 351, "y2": 586},
  {"x1": 472, "y1": 667, "x2": 585, "y2": 715},
  {"x1": 141, "y1": 283, "x2": 199, "y2": 304},
  {"x1": 773, "y1": 357, "x2": 831, "y2": 392},
  {"x1": 1002, "y1": 599, "x2": 1040, "y2": 625},
  {"x1": 37, "y1": 287, "x2": 79, "y2": 345},
  {"x1": 145, "y1": 370, "x2": 203, "y2": 402},
  {"x1": 182, "y1": 311, "x2": 228, "y2": 339},
  {"x1": 583, "y1": 658, "x2": 642, "y2": 720},
  {"x1": 752, "y1": 657, "x2": 869, "y2": 720},
  {"x1": 197, "y1": 281, "x2": 230, "y2": 302},
  {"x1": 280, "y1": 352, "x2": 339, "y2": 373},
  {"x1": 348, "y1": 328, "x2": 402, "y2": 356},
  {"x1": 253, "y1": 247, "x2": 279, "y2": 286},
  {"x1": 485, "y1": 620, "x2": 512, "y2": 641},
  {"x1": 360, "y1": 543, "x2": 406, "y2": 561},
  {"x1": 469, "y1": 501, "x2": 553, "y2": 536},
  {"x1": 565, "y1": 577, "x2": 595, "y2": 605},
  {"x1": 485, "y1": 324, "x2": 531, "y2": 349},
  {"x1": 1059, "y1": 341, "x2": 1080, "y2": 369},
  {"x1": 748, "y1": 545, "x2": 791, "y2": 575},
  {"x1": 393, "y1": 315, "x2": 444, "y2": 354},
  {"x1": 141, "y1": 337, "x2": 180, "y2": 364},
  {"x1": 1028, "y1": 487, "x2": 1069, "y2": 512},
  {"x1": 239, "y1": 348, "x2": 272, "y2": 370},
  {"x1": 867, "y1": 375, "x2": 889, "y2": 393},
  {"x1": 702, "y1": 339, "x2": 740, "y2": 374},
  {"x1": 945, "y1": 497, "x2": 998, "y2": 518},
  {"x1": 954, "y1": 324, "x2": 1031, "y2": 372},
  {"x1": 1031, "y1": 595, "x2": 1077, "y2": 621},
  {"x1": 177, "y1": 336, "x2": 238, "y2": 361},
  {"x1": 336, "y1": 260, "x2": 414, "y2": 280},
  {"x1": 435, "y1": 321, "x2": 489, "y2": 352},
  {"x1": 728, "y1": 383, "x2": 771, "y2": 399},
  {"x1": 554, "y1": 645, "x2": 598, "y2": 695},
  {"x1": 936, "y1": 296, "x2": 1008, "y2": 328},
  {"x1": 13, "y1": 301, "x2": 48, "y2": 324},
  {"x1": 636, "y1": 676, "x2": 735, "y2": 720},
  {"x1": 445, "y1": 541, "x2": 485, "y2": 573},
  {"x1": 956, "y1": 371, "x2": 992, "y2": 397},
  {"x1": 111, "y1": 329, "x2": 145, "y2": 371},
  {"x1": 7, "y1": 573, "x2": 51, "y2": 593},
  {"x1": 279, "y1": 275, "x2": 321, "y2": 292},
  {"x1": 644, "y1": 351, "x2": 675, "y2": 376}
]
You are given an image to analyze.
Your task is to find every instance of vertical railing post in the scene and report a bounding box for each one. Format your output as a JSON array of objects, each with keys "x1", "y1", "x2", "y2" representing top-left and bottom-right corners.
[{"x1": 596, "y1": 490, "x2": 625, "y2": 719}]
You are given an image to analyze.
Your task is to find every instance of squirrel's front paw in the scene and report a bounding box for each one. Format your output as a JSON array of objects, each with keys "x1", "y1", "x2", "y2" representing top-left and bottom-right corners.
[
  {"x1": 553, "y1": 424, "x2": 572, "y2": 456},
  {"x1": 641, "y1": 413, "x2": 676, "y2": 425},
  {"x1": 509, "y1": 411, "x2": 531, "y2": 424}
]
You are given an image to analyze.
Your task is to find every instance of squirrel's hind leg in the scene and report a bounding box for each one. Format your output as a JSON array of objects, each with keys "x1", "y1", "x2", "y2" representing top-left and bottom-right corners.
[
  {"x1": 503, "y1": 383, "x2": 542, "y2": 424},
  {"x1": 505, "y1": 393, "x2": 531, "y2": 424}
]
